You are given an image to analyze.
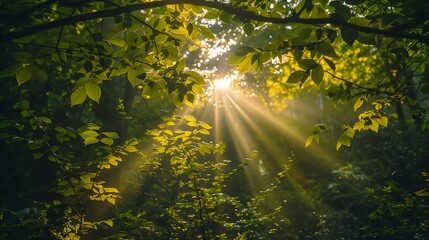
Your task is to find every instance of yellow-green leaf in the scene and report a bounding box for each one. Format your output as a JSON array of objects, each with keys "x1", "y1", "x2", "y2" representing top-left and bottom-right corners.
[
  {"x1": 101, "y1": 137, "x2": 114, "y2": 146},
  {"x1": 199, "y1": 26, "x2": 215, "y2": 39},
  {"x1": 199, "y1": 122, "x2": 212, "y2": 129},
  {"x1": 85, "y1": 82, "x2": 101, "y2": 103},
  {"x1": 305, "y1": 135, "x2": 314, "y2": 147},
  {"x1": 84, "y1": 137, "x2": 99, "y2": 145},
  {"x1": 71, "y1": 86, "x2": 87, "y2": 106},
  {"x1": 198, "y1": 129, "x2": 210, "y2": 135},
  {"x1": 81, "y1": 130, "x2": 99, "y2": 139},
  {"x1": 184, "y1": 115, "x2": 196, "y2": 122},
  {"x1": 102, "y1": 131, "x2": 119, "y2": 139},
  {"x1": 16, "y1": 65, "x2": 31, "y2": 86},
  {"x1": 354, "y1": 97, "x2": 364, "y2": 111}
]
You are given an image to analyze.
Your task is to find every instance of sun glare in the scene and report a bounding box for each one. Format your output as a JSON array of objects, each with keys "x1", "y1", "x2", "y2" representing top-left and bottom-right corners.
[{"x1": 213, "y1": 78, "x2": 232, "y2": 90}]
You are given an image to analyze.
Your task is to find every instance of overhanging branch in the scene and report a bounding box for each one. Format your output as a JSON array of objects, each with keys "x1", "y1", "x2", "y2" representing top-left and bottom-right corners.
[{"x1": 1, "y1": 0, "x2": 429, "y2": 43}]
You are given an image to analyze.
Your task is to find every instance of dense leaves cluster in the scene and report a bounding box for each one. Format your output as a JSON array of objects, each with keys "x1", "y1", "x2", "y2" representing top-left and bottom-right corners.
[{"x1": 1, "y1": 0, "x2": 429, "y2": 239}]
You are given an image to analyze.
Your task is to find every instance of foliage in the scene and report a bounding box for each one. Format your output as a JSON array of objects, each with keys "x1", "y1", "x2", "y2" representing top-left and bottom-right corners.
[
  {"x1": 1, "y1": 0, "x2": 429, "y2": 239},
  {"x1": 113, "y1": 116, "x2": 288, "y2": 239}
]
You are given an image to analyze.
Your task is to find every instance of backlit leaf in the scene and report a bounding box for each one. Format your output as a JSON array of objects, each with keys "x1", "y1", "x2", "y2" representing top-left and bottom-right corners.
[
  {"x1": 354, "y1": 97, "x2": 364, "y2": 111},
  {"x1": 84, "y1": 137, "x2": 99, "y2": 145},
  {"x1": 85, "y1": 82, "x2": 101, "y2": 103},
  {"x1": 199, "y1": 26, "x2": 215, "y2": 39},
  {"x1": 71, "y1": 86, "x2": 87, "y2": 106},
  {"x1": 305, "y1": 135, "x2": 314, "y2": 147},
  {"x1": 101, "y1": 137, "x2": 114, "y2": 146},
  {"x1": 287, "y1": 70, "x2": 307, "y2": 83},
  {"x1": 311, "y1": 64, "x2": 324, "y2": 85},
  {"x1": 243, "y1": 23, "x2": 254, "y2": 35},
  {"x1": 16, "y1": 65, "x2": 31, "y2": 86},
  {"x1": 318, "y1": 42, "x2": 337, "y2": 58},
  {"x1": 204, "y1": 9, "x2": 219, "y2": 19}
]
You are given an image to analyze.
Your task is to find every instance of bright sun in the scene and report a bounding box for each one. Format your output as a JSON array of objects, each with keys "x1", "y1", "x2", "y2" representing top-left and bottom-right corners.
[{"x1": 213, "y1": 77, "x2": 232, "y2": 90}]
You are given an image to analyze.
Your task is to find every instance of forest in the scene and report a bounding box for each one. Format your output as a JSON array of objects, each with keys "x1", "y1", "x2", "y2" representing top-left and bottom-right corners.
[{"x1": 0, "y1": 0, "x2": 428, "y2": 239}]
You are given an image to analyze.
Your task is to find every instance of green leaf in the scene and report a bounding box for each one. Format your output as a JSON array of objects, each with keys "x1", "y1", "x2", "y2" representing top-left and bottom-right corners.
[
  {"x1": 39, "y1": 117, "x2": 52, "y2": 124},
  {"x1": 323, "y1": 57, "x2": 336, "y2": 71},
  {"x1": 311, "y1": 64, "x2": 324, "y2": 85},
  {"x1": 30, "y1": 65, "x2": 48, "y2": 82},
  {"x1": 219, "y1": 11, "x2": 233, "y2": 23},
  {"x1": 238, "y1": 54, "x2": 253, "y2": 72},
  {"x1": 106, "y1": 39, "x2": 126, "y2": 47},
  {"x1": 184, "y1": 70, "x2": 206, "y2": 84},
  {"x1": 341, "y1": 27, "x2": 359, "y2": 46},
  {"x1": 186, "y1": 93, "x2": 196, "y2": 105},
  {"x1": 318, "y1": 42, "x2": 337, "y2": 58},
  {"x1": 199, "y1": 25, "x2": 215, "y2": 39},
  {"x1": 298, "y1": 59, "x2": 317, "y2": 70},
  {"x1": 81, "y1": 130, "x2": 99, "y2": 138},
  {"x1": 71, "y1": 86, "x2": 87, "y2": 106},
  {"x1": 84, "y1": 137, "x2": 99, "y2": 145},
  {"x1": 102, "y1": 131, "x2": 119, "y2": 139},
  {"x1": 192, "y1": 84, "x2": 204, "y2": 94},
  {"x1": 16, "y1": 65, "x2": 31, "y2": 86},
  {"x1": 228, "y1": 47, "x2": 254, "y2": 65},
  {"x1": 343, "y1": 126, "x2": 355, "y2": 138},
  {"x1": 101, "y1": 137, "x2": 114, "y2": 146},
  {"x1": 85, "y1": 82, "x2": 101, "y2": 103},
  {"x1": 127, "y1": 67, "x2": 146, "y2": 87},
  {"x1": 243, "y1": 23, "x2": 254, "y2": 35},
  {"x1": 0, "y1": 63, "x2": 22, "y2": 78},
  {"x1": 357, "y1": 32, "x2": 376, "y2": 45},
  {"x1": 415, "y1": 189, "x2": 429, "y2": 197},
  {"x1": 204, "y1": 9, "x2": 219, "y2": 19},
  {"x1": 334, "y1": 4, "x2": 351, "y2": 21},
  {"x1": 287, "y1": 70, "x2": 307, "y2": 83},
  {"x1": 337, "y1": 135, "x2": 351, "y2": 150},
  {"x1": 11, "y1": 51, "x2": 33, "y2": 63}
]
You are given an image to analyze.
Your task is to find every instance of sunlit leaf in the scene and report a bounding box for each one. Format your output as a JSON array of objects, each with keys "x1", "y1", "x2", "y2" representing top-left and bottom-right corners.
[
  {"x1": 81, "y1": 130, "x2": 99, "y2": 139},
  {"x1": 305, "y1": 135, "x2": 314, "y2": 147},
  {"x1": 184, "y1": 115, "x2": 196, "y2": 122},
  {"x1": 101, "y1": 137, "x2": 114, "y2": 146},
  {"x1": 84, "y1": 137, "x2": 99, "y2": 145},
  {"x1": 184, "y1": 70, "x2": 206, "y2": 84},
  {"x1": 199, "y1": 26, "x2": 215, "y2": 39},
  {"x1": 354, "y1": 97, "x2": 364, "y2": 111},
  {"x1": 85, "y1": 82, "x2": 101, "y2": 103},
  {"x1": 204, "y1": 9, "x2": 219, "y2": 19},
  {"x1": 102, "y1": 132, "x2": 119, "y2": 139},
  {"x1": 199, "y1": 122, "x2": 212, "y2": 129},
  {"x1": 71, "y1": 86, "x2": 87, "y2": 106},
  {"x1": 198, "y1": 129, "x2": 210, "y2": 135},
  {"x1": 311, "y1": 64, "x2": 324, "y2": 85}
]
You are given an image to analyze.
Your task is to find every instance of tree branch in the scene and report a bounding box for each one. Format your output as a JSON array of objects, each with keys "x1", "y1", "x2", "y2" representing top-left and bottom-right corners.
[{"x1": 1, "y1": 0, "x2": 429, "y2": 43}]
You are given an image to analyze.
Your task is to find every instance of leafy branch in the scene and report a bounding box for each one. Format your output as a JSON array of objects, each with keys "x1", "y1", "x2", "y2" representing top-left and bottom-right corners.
[{"x1": 2, "y1": 0, "x2": 429, "y2": 43}]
